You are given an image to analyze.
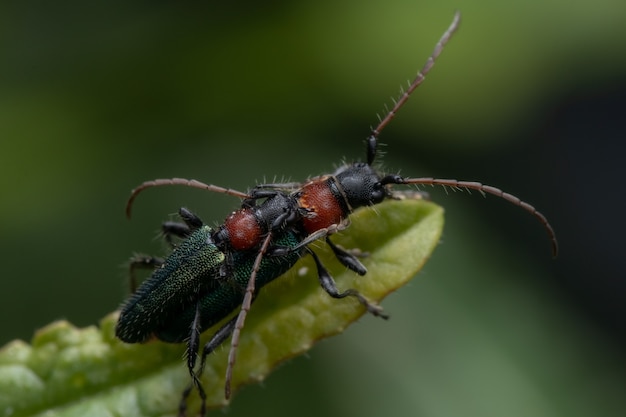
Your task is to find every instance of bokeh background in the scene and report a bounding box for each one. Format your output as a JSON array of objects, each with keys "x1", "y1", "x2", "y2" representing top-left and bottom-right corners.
[{"x1": 1, "y1": 1, "x2": 625, "y2": 416}]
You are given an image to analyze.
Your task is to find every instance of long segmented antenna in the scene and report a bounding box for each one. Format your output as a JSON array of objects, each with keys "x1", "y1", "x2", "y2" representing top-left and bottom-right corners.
[
  {"x1": 224, "y1": 232, "x2": 274, "y2": 399},
  {"x1": 362, "y1": 11, "x2": 557, "y2": 257},
  {"x1": 125, "y1": 178, "x2": 250, "y2": 218},
  {"x1": 385, "y1": 176, "x2": 559, "y2": 257},
  {"x1": 370, "y1": 11, "x2": 461, "y2": 144}
]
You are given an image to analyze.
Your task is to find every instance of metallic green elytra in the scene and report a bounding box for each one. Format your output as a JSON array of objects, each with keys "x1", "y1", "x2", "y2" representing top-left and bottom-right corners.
[
  {"x1": 116, "y1": 224, "x2": 304, "y2": 344},
  {"x1": 153, "y1": 230, "x2": 303, "y2": 344},
  {"x1": 116, "y1": 225, "x2": 226, "y2": 343}
]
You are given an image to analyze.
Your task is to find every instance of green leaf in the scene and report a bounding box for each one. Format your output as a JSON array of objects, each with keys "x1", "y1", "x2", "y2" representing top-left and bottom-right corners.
[{"x1": 0, "y1": 199, "x2": 443, "y2": 417}]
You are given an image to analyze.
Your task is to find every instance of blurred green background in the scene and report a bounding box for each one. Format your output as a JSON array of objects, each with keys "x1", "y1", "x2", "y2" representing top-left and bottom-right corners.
[{"x1": 1, "y1": 1, "x2": 625, "y2": 416}]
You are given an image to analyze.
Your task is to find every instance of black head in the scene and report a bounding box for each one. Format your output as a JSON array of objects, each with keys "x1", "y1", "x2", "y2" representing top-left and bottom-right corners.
[
  {"x1": 332, "y1": 12, "x2": 462, "y2": 212},
  {"x1": 334, "y1": 162, "x2": 388, "y2": 209},
  {"x1": 334, "y1": 134, "x2": 390, "y2": 211}
]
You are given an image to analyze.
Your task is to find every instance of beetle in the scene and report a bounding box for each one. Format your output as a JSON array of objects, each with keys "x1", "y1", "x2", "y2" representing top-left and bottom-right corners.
[{"x1": 117, "y1": 11, "x2": 558, "y2": 416}]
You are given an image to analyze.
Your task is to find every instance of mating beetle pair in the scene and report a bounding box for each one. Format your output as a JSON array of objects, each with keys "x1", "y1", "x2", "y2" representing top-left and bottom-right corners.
[{"x1": 116, "y1": 11, "x2": 557, "y2": 417}]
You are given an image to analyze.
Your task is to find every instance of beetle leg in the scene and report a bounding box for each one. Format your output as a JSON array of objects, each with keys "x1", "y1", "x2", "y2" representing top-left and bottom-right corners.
[
  {"x1": 180, "y1": 312, "x2": 238, "y2": 417},
  {"x1": 307, "y1": 248, "x2": 388, "y2": 319},
  {"x1": 325, "y1": 237, "x2": 367, "y2": 275},
  {"x1": 127, "y1": 255, "x2": 164, "y2": 293}
]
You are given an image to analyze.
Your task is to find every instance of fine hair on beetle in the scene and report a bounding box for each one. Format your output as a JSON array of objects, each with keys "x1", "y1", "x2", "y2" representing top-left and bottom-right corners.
[{"x1": 116, "y1": 11, "x2": 557, "y2": 417}]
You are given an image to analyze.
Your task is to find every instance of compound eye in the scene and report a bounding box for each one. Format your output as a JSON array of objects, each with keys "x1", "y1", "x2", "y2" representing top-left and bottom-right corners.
[{"x1": 370, "y1": 183, "x2": 386, "y2": 204}]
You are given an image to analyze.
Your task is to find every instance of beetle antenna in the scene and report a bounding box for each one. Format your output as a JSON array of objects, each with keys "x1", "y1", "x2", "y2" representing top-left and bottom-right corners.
[
  {"x1": 367, "y1": 10, "x2": 461, "y2": 166},
  {"x1": 224, "y1": 232, "x2": 274, "y2": 399},
  {"x1": 383, "y1": 175, "x2": 558, "y2": 257},
  {"x1": 125, "y1": 178, "x2": 250, "y2": 218}
]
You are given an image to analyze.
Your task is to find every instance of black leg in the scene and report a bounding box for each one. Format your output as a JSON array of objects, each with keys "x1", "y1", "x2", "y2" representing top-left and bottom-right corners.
[
  {"x1": 307, "y1": 249, "x2": 388, "y2": 319},
  {"x1": 127, "y1": 255, "x2": 164, "y2": 293},
  {"x1": 325, "y1": 237, "x2": 367, "y2": 275},
  {"x1": 179, "y1": 302, "x2": 204, "y2": 417},
  {"x1": 178, "y1": 207, "x2": 204, "y2": 230},
  {"x1": 199, "y1": 316, "x2": 238, "y2": 374},
  {"x1": 162, "y1": 222, "x2": 192, "y2": 247},
  {"x1": 241, "y1": 188, "x2": 281, "y2": 207},
  {"x1": 163, "y1": 208, "x2": 204, "y2": 247},
  {"x1": 179, "y1": 313, "x2": 238, "y2": 417}
]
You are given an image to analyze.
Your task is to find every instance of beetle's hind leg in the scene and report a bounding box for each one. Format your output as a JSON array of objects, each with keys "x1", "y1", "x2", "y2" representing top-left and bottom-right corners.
[
  {"x1": 307, "y1": 248, "x2": 388, "y2": 319},
  {"x1": 325, "y1": 237, "x2": 369, "y2": 275}
]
